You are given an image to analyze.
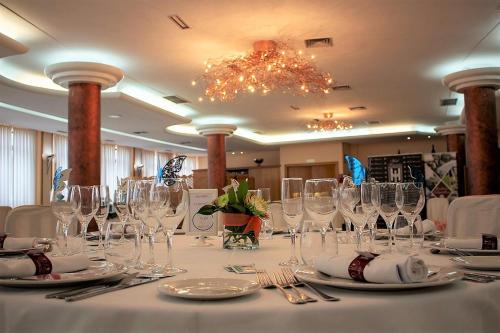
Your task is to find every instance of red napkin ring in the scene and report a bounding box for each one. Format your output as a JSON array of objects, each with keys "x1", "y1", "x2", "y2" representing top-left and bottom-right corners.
[
  {"x1": 27, "y1": 251, "x2": 52, "y2": 275},
  {"x1": 348, "y1": 253, "x2": 379, "y2": 282},
  {"x1": 482, "y1": 234, "x2": 498, "y2": 250}
]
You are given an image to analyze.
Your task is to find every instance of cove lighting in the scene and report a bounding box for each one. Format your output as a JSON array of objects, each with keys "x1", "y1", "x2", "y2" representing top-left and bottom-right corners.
[{"x1": 0, "y1": 101, "x2": 205, "y2": 152}]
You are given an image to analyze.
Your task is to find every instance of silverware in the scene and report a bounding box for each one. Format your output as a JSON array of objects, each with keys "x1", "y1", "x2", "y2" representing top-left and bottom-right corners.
[
  {"x1": 256, "y1": 270, "x2": 305, "y2": 304},
  {"x1": 45, "y1": 274, "x2": 128, "y2": 299},
  {"x1": 64, "y1": 272, "x2": 140, "y2": 302},
  {"x1": 277, "y1": 270, "x2": 317, "y2": 303},
  {"x1": 282, "y1": 267, "x2": 340, "y2": 302}
]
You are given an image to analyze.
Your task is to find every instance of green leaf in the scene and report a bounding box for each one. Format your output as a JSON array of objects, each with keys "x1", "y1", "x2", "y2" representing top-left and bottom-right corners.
[
  {"x1": 228, "y1": 188, "x2": 237, "y2": 204},
  {"x1": 237, "y1": 180, "x2": 248, "y2": 203},
  {"x1": 232, "y1": 203, "x2": 246, "y2": 213},
  {"x1": 197, "y1": 205, "x2": 217, "y2": 215}
]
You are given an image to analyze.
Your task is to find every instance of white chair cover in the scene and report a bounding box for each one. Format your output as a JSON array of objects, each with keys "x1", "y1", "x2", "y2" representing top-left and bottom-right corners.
[
  {"x1": 4, "y1": 205, "x2": 77, "y2": 238},
  {"x1": 269, "y1": 202, "x2": 287, "y2": 231},
  {"x1": 446, "y1": 195, "x2": 500, "y2": 238},
  {"x1": 426, "y1": 197, "x2": 449, "y2": 223},
  {"x1": 0, "y1": 206, "x2": 12, "y2": 234}
]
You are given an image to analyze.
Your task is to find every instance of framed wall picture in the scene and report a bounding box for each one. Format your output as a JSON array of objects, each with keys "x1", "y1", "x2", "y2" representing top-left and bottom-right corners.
[{"x1": 185, "y1": 189, "x2": 218, "y2": 236}]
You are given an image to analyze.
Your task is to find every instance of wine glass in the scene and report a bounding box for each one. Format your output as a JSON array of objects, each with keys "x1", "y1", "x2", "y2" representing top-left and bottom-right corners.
[
  {"x1": 366, "y1": 209, "x2": 379, "y2": 251},
  {"x1": 339, "y1": 176, "x2": 359, "y2": 242},
  {"x1": 94, "y1": 185, "x2": 110, "y2": 250},
  {"x1": 75, "y1": 185, "x2": 98, "y2": 251},
  {"x1": 280, "y1": 178, "x2": 303, "y2": 266},
  {"x1": 153, "y1": 179, "x2": 189, "y2": 275},
  {"x1": 132, "y1": 180, "x2": 161, "y2": 276},
  {"x1": 50, "y1": 184, "x2": 80, "y2": 255},
  {"x1": 114, "y1": 186, "x2": 131, "y2": 225},
  {"x1": 394, "y1": 215, "x2": 411, "y2": 254},
  {"x1": 396, "y1": 182, "x2": 425, "y2": 249},
  {"x1": 304, "y1": 178, "x2": 338, "y2": 249},
  {"x1": 300, "y1": 220, "x2": 338, "y2": 266},
  {"x1": 361, "y1": 182, "x2": 378, "y2": 249},
  {"x1": 104, "y1": 221, "x2": 141, "y2": 270},
  {"x1": 372, "y1": 183, "x2": 399, "y2": 253},
  {"x1": 257, "y1": 188, "x2": 273, "y2": 239}
]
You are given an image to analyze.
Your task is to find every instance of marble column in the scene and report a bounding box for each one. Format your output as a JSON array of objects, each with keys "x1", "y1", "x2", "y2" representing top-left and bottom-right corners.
[
  {"x1": 196, "y1": 125, "x2": 237, "y2": 194},
  {"x1": 435, "y1": 123, "x2": 466, "y2": 196},
  {"x1": 443, "y1": 68, "x2": 500, "y2": 195}
]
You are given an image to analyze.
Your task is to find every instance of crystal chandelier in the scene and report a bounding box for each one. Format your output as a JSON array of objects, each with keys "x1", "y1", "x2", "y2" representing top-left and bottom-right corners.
[
  {"x1": 193, "y1": 40, "x2": 333, "y2": 102},
  {"x1": 306, "y1": 113, "x2": 353, "y2": 132}
]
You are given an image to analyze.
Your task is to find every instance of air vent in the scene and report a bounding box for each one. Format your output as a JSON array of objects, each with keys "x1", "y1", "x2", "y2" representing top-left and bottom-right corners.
[
  {"x1": 304, "y1": 37, "x2": 333, "y2": 48},
  {"x1": 179, "y1": 141, "x2": 192, "y2": 145},
  {"x1": 290, "y1": 105, "x2": 300, "y2": 110},
  {"x1": 104, "y1": 139, "x2": 115, "y2": 143},
  {"x1": 56, "y1": 130, "x2": 67, "y2": 134},
  {"x1": 349, "y1": 106, "x2": 367, "y2": 111},
  {"x1": 331, "y1": 84, "x2": 351, "y2": 91},
  {"x1": 164, "y1": 95, "x2": 190, "y2": 104},
  {"x1": 132, "y1": 131, "x2": 148, "y2": 135},
  {"x1": 168, "y1": 15, "x2": 190, "y2": 29},
  {"x1": 365, "y1": 120, "x2": 381, "y2": 125},
  {"x1": 440, "y1": 98, "x2": 457, "y2": 106}
]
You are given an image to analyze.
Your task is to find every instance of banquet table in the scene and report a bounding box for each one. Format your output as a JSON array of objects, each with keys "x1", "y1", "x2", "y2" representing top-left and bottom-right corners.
[{"x1": 1, "y1": 235, "x2": 499, "y2": 333}]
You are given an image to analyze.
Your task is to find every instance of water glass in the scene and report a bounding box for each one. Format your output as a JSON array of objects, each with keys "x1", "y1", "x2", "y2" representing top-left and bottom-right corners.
[
  {"x1": 50, "y1": 184, "x2": 80, "y2": 255},
  {"x1": 394, "y1": 215, "x2": 411, "y2": 254},
  {"x1": 372, "y1": 183, "x2": 399, "y2": 252},
  {"x1": 104, "y1": 221, "x2": 141, "y2": 270},
  {"x1": 95, "y1": 185, "x2": 110, "y2": 250},
  {"x1": 300, "y1": 220, "x2": 338, "y2": 266},
  {"x1": 280, "y1": 178, "x2": 304, "y2": 266},
  {"x1": 75, "y1": 185, "x2": 98, "y2": 251},
  {"x1": 396, "y1": 182, "x2": 425, "y2": 249},
  {"x1": 257, "y1": 188, "x2": 273, "y2": 240},
  {"x1": 412, "y1": 215, "x2": 425, "y2": 250}
]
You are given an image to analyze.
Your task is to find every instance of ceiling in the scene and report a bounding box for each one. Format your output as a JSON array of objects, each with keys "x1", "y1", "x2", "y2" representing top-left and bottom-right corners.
[{"x1": 0, "y1": 0, "x2": 499, "y2": 153}]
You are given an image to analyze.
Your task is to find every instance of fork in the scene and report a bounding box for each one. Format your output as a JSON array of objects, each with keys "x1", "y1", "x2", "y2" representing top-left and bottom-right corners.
[
  {"x1": 277, "y1": 271, "x2": 317, "y2": 303},
  {"x1": 282, "y1": 268, "x2": 340, "y2": 302},
  {"x1": 256, "y1": 270, "x2": 305, "y2": 304}
]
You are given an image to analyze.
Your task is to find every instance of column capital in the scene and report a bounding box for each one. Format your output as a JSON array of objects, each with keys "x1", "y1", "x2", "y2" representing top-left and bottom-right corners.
[
  {"x1": 435, "y1": 123, "x2": 466, "y2": 136},
  {"x1": 196, "y1": 124, "x2": 237, "y2": 136},
  {"x1": 45, "y1": 61, "x2": 124, "y2": 90},
  {"x1": 442, "y1": 67, "x2": 500, "y2": 92}
]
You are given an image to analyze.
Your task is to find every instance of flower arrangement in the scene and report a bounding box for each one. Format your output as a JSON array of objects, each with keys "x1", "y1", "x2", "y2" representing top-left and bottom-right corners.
[{"x1": 196, "y1": 180, "x2": 268, "y2": 249}]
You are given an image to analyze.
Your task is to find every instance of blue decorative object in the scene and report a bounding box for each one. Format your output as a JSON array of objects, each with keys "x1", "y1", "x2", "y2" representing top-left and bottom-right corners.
[
  {"x1": 161, "y1": 155, "x2": 187, "y2": 185},
  {"x1": 52, "y1": 167, "x2": 72, "y2": 191},
  {"x1": 344, "y1": 155, "x2": 367, "y2": 186},
  {"x1": 156, "y1": 154, "x2": 163, "y2": 184}
]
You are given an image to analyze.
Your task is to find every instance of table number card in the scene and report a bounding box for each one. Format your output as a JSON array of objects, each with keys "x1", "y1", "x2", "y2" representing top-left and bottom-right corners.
[{"x1": 185, "y1": 189, "x2": 218, "y2": 236}]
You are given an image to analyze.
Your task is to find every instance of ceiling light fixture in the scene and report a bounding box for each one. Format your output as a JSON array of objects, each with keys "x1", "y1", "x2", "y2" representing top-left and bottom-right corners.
[
  {"x1": 306, "y1": 112, "x2": 353, "y2": 132},
  {"x1": 193, "y1": 40, "x2": 333, "y2": 102}
]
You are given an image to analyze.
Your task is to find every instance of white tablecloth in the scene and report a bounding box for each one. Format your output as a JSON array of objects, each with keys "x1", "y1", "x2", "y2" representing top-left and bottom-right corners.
[{"x1": 1, "y1": 236, "x2": 500, "y2": 333}]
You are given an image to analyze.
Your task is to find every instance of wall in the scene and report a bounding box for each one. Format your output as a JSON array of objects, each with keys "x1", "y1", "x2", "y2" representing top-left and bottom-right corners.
[
  {"x1": 349, "y1": 137, "x2": 447, "y2": 166},
  {"x1": 226, "y1": 150, "x2": 280, "y2": 168},
  {"x1": 279, "y1": 141, "x2": 345, "y2": 178}
]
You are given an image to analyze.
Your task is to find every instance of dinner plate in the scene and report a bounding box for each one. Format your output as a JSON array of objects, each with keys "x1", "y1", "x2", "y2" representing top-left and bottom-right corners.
[
  {"x1": 158, "y1": 278, "x2": 260, "y2": 300},
  {"x1": 450, "y1": 256, "x2": 500, "y2": 271},
  {"x1": 429, "y1": 242, "x2": 500, "y2": 255},
  {"x1": 0, "y1": 262, "x2": 126, "y2": 287},
  {"x1": 293, "y1": 265, "x2": 462, "y2": 291}
]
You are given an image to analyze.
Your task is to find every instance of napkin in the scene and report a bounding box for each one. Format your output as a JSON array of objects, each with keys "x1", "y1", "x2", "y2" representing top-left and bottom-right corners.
[
  {"x1": 398, "y1": 219, "x2": 437, "y2": 235},
  {"x1": 444, "y1": 234, "x2": 497, "y2": 250},
  {"x1": 0, "y1": 254, "x2": 91, "y2": 278},
  {"x1": 315, "y1": 253, "x2": 428, "y2": 284},
  {"x1": 0, "y1": 236, "x2": 36, "y2": 250}
]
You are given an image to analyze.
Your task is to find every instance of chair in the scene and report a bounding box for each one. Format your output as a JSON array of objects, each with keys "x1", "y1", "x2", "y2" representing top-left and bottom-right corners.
[
  {"x1": 426, "y1": 197, "x2": 449, "y2": 223},
  {"x1": 446, "y1": 195, "x2": 500, "y2": 238},
  {"x1": 4, "y1": 205, "x2": 77, "y2": 238},
  {"x1": 0, "y1": 206, "x2": 12, "y2": 233}
]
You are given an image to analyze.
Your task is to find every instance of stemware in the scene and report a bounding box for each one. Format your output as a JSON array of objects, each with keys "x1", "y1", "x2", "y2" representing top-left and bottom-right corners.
[
  {"x1": 257, "y1": 188, "x2": 273, "y2": 239},
  {"x1": 50, "y1": 184, "x2": 80, "y2": 255},
  {"x1": 396, "y1": 182, "x2": 425, "y2": 249},
  {"x1": 75, "y1": 185, "x2": 98, "y2": 251},
  {"x1": 94, "y1": 185, "x2": 110, "y2": 250},
  {"x1": 280, "y1": 178, "x2": 304, "y2": 266},
  {"x1": 372, "y1": 182, "x2": 399, "y2": 253},
  {"x1": 153, "y1": 179, "x2": 189, "y2": 275},
  {"x1": 394, "y1": 215, "x2": 411, "y2": 254},
  {"x1": 104, "y1": 221, "x2": 141, "y2": 270},
  {"x1": 114, "y1": 186, "x2": 131, "y2": 225},
  {"x1": 361, "y1": 182, "x2": 378, "y2": 249},
  {"x1": 339, "y1": 176, "x2": 359, "y2": 243},
  {"x1": 300, "y1": 220, "x2": 338, "y2": 266},
  {"x1": 304, "y1": 178, "x2": 338, "y2": 249}
]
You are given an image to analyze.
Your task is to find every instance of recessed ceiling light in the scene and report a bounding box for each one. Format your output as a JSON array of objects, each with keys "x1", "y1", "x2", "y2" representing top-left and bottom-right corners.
[
  {"x1": 108, "y1": 114, "x2": 121, "y2": 119},
  {"x1": 407, "y1": 136, "x2": 411, "y2": 140},
  {"x1": 427, "y1": 135, "x2": 432, "y2": 139},
  {"x1": 240, "y1": 152, "x2": 244, "y2": 154},
  {"x1": 231, "y1": 152, "x2": 235, "y2": 155},
  {"x1": 349, "y1": 106, "x2": 367, "y2": 111}
]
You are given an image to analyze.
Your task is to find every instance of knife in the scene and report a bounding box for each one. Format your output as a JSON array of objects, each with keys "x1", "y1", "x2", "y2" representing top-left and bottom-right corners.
[
  {"x1": 64, "y1": 273, "x2": 162, "y2": 302},
  {"x1": 46, "y1": 276, "x2": 126, "y2": 299}
]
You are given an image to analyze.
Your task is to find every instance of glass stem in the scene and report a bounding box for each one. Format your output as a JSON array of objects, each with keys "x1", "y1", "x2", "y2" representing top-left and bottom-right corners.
[
  {"x1": 165, "y1": 230, "x2": 173, "y2": 269},
  {"x1": 148, "y1": 232, "x2": 155, "y2": 265},
  {"x1": 63, "y1": 223, "x2": 69, "y2": 255},
  {"x1": 369, "y1": 226, "x2": 376, "y2": 246},
  {"x1": 320, "y1": 227, "x2": 327, "y2": 250},
  {"x1": 355, "y1": 227, "x2": 363, "y2": 250},
  {"x1": 290, "y1": 229, "x2": 297, "y2": 262},
  {"x1": 387, "y1": 227, "x2": 393, "y2": 252},
  {"x1": 97, "y1": 222, "x2": 104, "y2": 250}
]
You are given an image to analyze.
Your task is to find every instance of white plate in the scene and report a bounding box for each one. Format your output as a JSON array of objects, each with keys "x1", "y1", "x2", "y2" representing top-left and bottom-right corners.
[
  {"x1": 158, "y1": 278, "x2": 260, "y2": 300},
  {"x1": 294, "y1": 265, "x2": 462, "y2": 291},
  {"x1": 0, "y1": 262, "x2": 126, "y2": 287},
  {"x1": 429, "y1": 242, "x2": 500, "y2": 255},
  {"x1": 450, "y1": 256, "x2": 500, "y2": 271}
]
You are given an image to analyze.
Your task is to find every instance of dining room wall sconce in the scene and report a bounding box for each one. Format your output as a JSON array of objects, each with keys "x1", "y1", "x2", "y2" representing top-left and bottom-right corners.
[
  {"x1": 135, "y1": 163, "x2": 144, "y2": 177},
  {"x1": 45, "y1": 154, "x2": 54, "y2": 174}
]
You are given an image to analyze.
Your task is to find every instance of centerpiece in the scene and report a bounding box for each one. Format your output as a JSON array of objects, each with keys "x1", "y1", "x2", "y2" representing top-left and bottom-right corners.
[{"x1": 196, "y1": 180, "x2": 267, "y2": 250}]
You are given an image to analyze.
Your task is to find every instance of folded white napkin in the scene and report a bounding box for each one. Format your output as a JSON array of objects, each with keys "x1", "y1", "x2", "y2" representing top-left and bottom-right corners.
[
  {"x1": 315, "y1": 253, "x2": 428, "y2": 284},
  {"x1": 1, "y1": 237, "x2": 36, "y2": 250},
  {"x1": 398, "y1": 219, "x2": 437, "y2": 235},
  {"x1": 444, "y1": 238, "x2": 483, "y2": 249},
  {"x1": 0, "y1": 254, "x2": 91, "y2": 278}
]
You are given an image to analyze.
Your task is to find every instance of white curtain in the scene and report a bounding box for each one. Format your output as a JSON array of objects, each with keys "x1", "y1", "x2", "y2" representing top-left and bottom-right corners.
[
  {"x1": 177, "y1": 155, "x2": 197, "y2": 176},
  {"x1": 0, "y1": 126, "x2": 36, "y2": 207},
  {"x1": 53, "y1": 134, "x2": 68, "y2": 170},
  {"x1": 101, "y1": 144, "x2": 132, "y2": 196},
  {"x1": 142, "y1": 150, "x2": 155, "y2": 177}
]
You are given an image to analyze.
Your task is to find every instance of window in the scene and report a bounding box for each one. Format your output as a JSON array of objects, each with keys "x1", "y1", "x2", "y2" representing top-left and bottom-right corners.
[
  {"x1": 53, "y1": 134, "x2": 68, "y2": 170},
  {"x1": 0, "y1": 125, "x2": 36, "y2": 207},
  {"x1": 142, "y1": 150, "x2": 155, "y2": 177},
  {"x1": 177, "y1": 155, "x2": 198, "y2": 176},
  {"x1": 101, "y1": 144, "x2": 132, "y2": 196}
]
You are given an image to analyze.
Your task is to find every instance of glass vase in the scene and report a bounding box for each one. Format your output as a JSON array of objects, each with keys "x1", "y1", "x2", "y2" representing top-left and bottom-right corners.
[{"x1": 221, "y1": 213, "x2": 260, "y2": 250}]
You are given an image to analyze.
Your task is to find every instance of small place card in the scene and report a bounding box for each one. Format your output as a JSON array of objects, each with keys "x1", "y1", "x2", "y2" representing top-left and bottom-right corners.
[{"x1": 185, "y1": 189, "x2": 218, "y2": 236}]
